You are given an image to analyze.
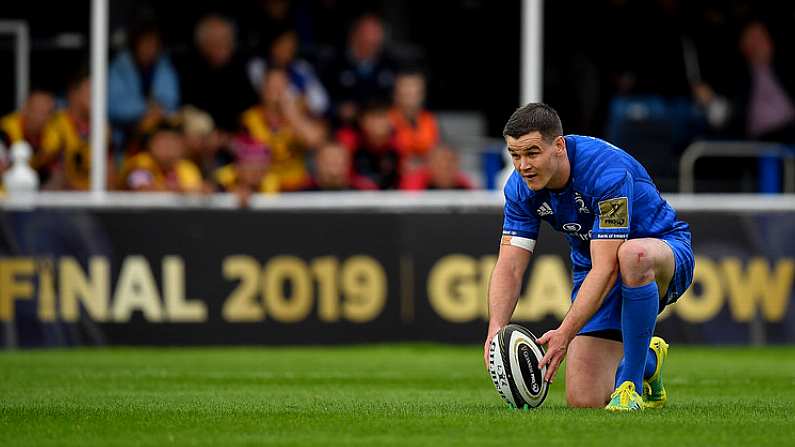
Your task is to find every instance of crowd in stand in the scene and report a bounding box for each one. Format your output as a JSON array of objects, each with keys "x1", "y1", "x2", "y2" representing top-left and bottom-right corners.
[
  {"x1": 0, "y1": 13, "x2": 472, "y2": 201},
  {"x1": 6, "y1": 1, "x2": 791, "y2": 197}
]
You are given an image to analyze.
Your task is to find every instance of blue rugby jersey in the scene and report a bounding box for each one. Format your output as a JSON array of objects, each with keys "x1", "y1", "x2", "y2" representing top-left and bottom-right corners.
[{"x1": 501, "y1": 135, "x2": 690, "y2": 271}]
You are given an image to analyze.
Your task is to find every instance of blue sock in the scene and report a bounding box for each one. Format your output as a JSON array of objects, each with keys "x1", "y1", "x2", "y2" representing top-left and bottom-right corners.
[
  {"x1": 615, "y1": 350, "x2": 658, "y2": 389},
  {"x1": 617, "y1": 282, "x2": 659, "y2": 393},
  {"x1": 615, "y1": 358, "x2": 624, "y2": 389},
  {"x1": 644, "y1": 348, "x2": 658, "y2": 379}
]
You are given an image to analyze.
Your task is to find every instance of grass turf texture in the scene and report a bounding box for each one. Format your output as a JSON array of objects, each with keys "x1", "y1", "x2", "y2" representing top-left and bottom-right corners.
[{"x1": 1, "y1": 345, "x2": 793, "y2": 446}]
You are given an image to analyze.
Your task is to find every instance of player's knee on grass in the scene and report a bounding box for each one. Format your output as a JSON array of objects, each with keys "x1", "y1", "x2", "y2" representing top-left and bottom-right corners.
[
  {"x1": 565, "y1": 364, "x2": 614, "y2": 408},
  {"x1": 566, "y1": 388, "x2": 609, "y2": 408},
  {"x1": 566, "y1": 336, "x2": 622, "y2": 408},
  {"x1": 617, "y1": 241, "x2": 656, "y2": 287}
]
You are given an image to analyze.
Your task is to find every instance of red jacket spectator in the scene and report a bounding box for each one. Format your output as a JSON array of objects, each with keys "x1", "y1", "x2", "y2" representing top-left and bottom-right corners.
[
  {"x1": 400, "y1": 145, "x2": 473, "y2": 190},
  {"x1": 389, "y1": 70, "x2": 439, "y2": 158},
  {"x1": 336, "y1": 102, "x2": 401, "y2": 189}
]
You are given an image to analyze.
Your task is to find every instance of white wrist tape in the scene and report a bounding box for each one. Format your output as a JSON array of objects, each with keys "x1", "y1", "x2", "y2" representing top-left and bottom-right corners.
[{"x1": 500, "y1": 235, "x2": 536, "y2": 252}]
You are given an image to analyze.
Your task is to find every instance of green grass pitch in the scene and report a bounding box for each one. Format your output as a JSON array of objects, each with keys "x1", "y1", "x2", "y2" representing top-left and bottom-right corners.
[{"x1": 1, "y1": 344, "x2": 793, "y2": 446}]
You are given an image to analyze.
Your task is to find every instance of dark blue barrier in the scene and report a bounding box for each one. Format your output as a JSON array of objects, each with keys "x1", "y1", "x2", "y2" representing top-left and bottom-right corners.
[{"x1": 1, "y1": 207, "x2": 793, "y2": 346}]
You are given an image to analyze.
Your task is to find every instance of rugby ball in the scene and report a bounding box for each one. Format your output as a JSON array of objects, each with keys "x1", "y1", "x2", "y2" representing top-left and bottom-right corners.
[{"x1": 487, "y1": 324, "x2": 549, "y2": 409}]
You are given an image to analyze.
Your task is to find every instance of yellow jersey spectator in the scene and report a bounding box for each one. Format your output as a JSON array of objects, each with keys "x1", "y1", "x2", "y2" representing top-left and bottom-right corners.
[
  {"x1": 1, "y1": 90, "x2": 55, "y2": 194},
  {"x1": 241, "y1": 67, "x2": 324, "y2": 191},
  {"x1": 0, "y1": 90, "x2": 55, "y2": 153},
  {"x1": 118, "y1": 121, "x2": 202, "y2": 192},
  {"x1": 36, "y1": 70, "x2": 113, "y2": 190},
  {"x1": 214, "y1": 135, "x2": 279, "y2": 206}
]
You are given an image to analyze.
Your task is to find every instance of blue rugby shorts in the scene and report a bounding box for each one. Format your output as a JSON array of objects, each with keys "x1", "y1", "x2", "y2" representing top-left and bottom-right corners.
[{"x1": 575, "y1": 231, "x2": 695, "y2": 336}]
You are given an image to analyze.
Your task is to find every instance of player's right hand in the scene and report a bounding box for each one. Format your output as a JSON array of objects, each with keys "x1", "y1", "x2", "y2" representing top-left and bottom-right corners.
[{"x1": 537, "y1": 328, "x2": 573, "y2": 383}]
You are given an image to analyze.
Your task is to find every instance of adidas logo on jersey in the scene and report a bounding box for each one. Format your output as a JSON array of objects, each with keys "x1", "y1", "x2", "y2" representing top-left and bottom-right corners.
[{"x1": 536, "y1": 202, "x2": 553, "y2": 216}]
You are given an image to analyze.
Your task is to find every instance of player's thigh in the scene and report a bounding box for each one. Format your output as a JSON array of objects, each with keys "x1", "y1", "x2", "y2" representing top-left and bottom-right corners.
[
  {"x1": 619, "y1": 238, "x2": 675, "y2": 297},
  {"x1": 565, "y1": 335, "x2": 624, "y2": 408}
]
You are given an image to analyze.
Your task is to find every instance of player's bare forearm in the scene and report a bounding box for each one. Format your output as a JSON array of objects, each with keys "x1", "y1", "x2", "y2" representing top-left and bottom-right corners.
[
  {"x1": 558, "y1": 265, "x2": 618, "y2": 337},
  {"x1": 486, "y1": 244, "x2": 531, "y2": 332},
  {"x1": 487, "y1": 263, "x2": 522, "y2": 330},
  {"x1": 537, "y1": 239, "x2": 622, "y2": 381},
  {"x1": 558, "y1": 239, "x2": 623, "y2": 337},
  {"x1": 484, "y1": 244, "x2": 531, "y2": 368}
]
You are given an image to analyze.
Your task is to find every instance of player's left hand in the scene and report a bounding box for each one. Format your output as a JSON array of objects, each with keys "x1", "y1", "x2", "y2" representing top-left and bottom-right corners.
[{"x1": 537, "y1": 328, "x2": 574, "y2": 383}]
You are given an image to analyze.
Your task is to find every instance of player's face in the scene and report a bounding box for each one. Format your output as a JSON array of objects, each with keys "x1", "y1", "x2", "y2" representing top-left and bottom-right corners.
[{"x1": 506, "y1": 132, "x2": 564, "y2": 191}]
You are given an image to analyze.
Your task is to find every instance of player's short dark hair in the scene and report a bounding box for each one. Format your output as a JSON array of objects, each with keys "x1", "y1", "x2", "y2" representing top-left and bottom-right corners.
[{"x1": 502, "y1": 103, "x2": 563, "y2": 142}]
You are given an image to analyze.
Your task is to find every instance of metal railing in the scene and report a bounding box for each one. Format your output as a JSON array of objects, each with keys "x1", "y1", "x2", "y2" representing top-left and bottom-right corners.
[
  {"x1": 3, "y1": 191, "x2": 795, "y2": 212},
  {"x1": 679, "y1": 141, "x2": 795, "y2": 193},
  {"x1": 0, "y1": 20, "x2": 30, "y2": 110}
]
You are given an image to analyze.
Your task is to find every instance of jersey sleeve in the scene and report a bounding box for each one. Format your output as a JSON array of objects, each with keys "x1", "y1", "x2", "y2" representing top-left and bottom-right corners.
[
  {"x1": 591, "y1": 170, "x2": 633, "y2": 240},
  {"x1": 501, "y1": 180, "x2": 540, "y2": 252}
]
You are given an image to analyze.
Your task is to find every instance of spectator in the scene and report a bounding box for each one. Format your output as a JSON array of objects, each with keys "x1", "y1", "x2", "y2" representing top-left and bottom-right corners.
[
  {"x1": 214, "y1": 135, "x2": 279, "y2": 206},
  {"x1": 248, "y1": 27, "x2": 330, "y2": 117},
  {"x1": 239, "y1": 0, "x2": 299, "y2": 51},
  {"x1": 241, "y1": 67, "x2": 325, "y2": 191},
  {"x1": 389, "y1": 70, "x2": 439, "y2": 161},
  {"x1": 117, "y1": 120, "x2": 202, "y2": 193},
  {"x1": 180, "y1": 106, "x2": 229, "y2": 182},
  {"x1": 108, "y1": 19, "x2": 180, "y2": 140},
  {"x1": 179, "y1": 15, "x2": 256, "y2": 132},
  {"x1": 37, "y1": 70, "x2": 113, "y2": 190},
  {"x1": 324, "y1": 14, "x2": 397, "y2": 124},
  {"x1": 400, "y1": 144, "x2": 473, "y2": 190},
  {"x1": 304, "y1": 142, "x2": 377, "y2": 191},
  {"x1": 0, "y1": 90, "x2": 56, "y2": 155},
  {"x1": 337, "y1": 101, "x2": 401, "y2": 189},
  {"x1": 734, "y1": 21, "x2": 795, "y2": 142}
]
